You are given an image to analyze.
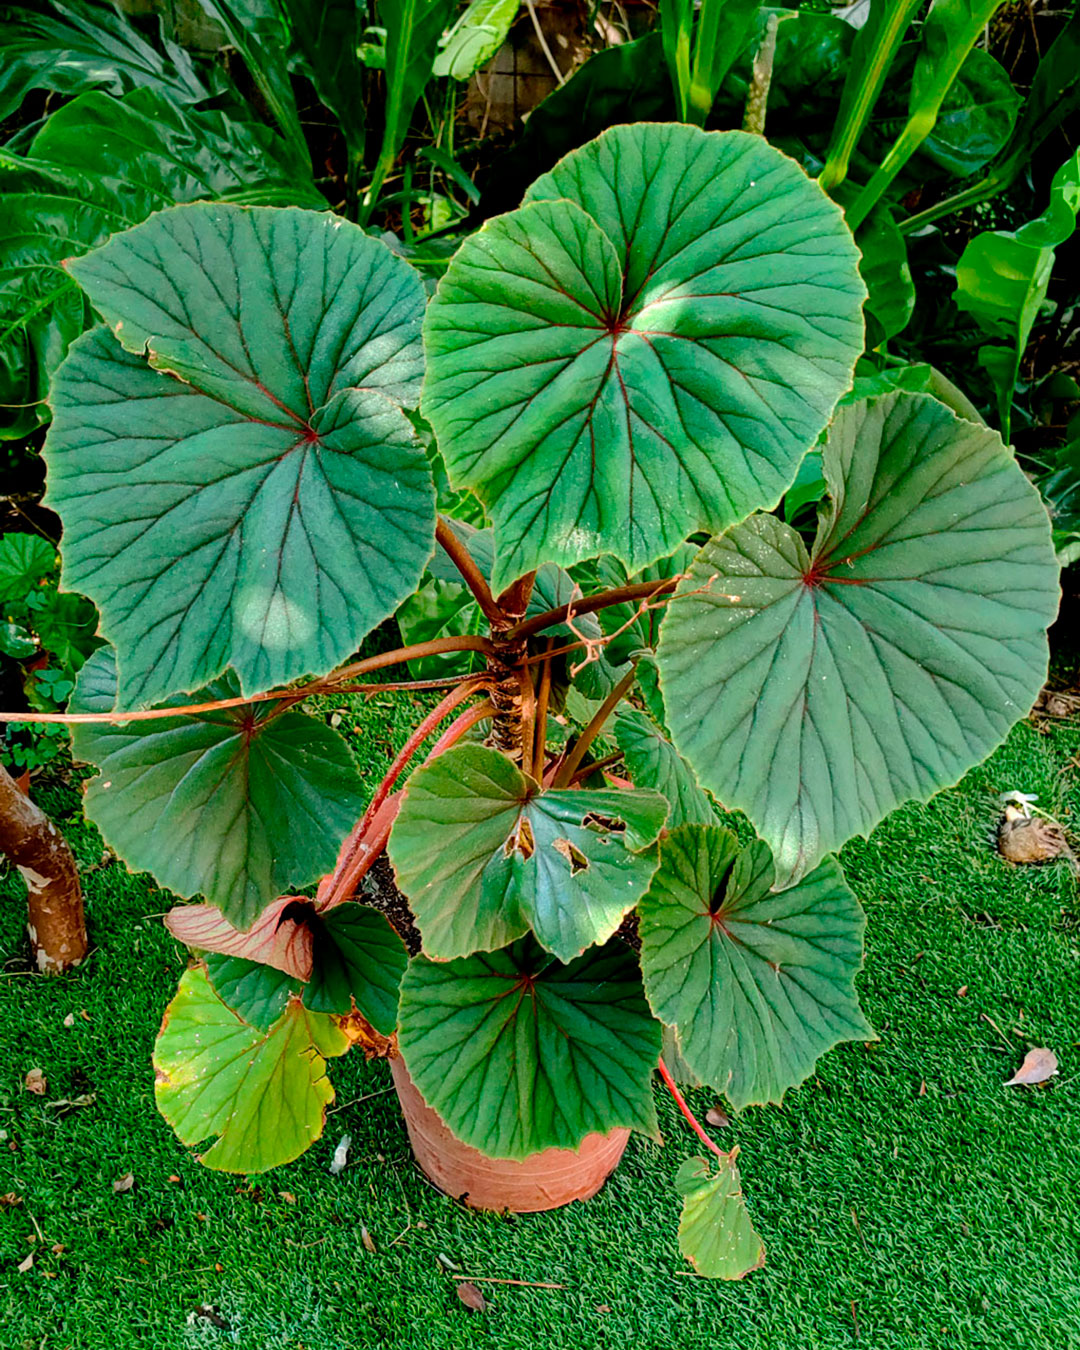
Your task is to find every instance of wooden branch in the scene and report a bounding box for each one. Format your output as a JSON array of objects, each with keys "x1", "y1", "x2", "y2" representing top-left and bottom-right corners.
[{"x1": 0, "y1": 762, "x2": 86, "y2": 973}]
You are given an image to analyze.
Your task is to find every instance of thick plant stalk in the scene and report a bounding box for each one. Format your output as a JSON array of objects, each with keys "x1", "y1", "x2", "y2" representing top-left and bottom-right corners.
[{"x1": 0, "y1": 761, "x2": 86, "y2": 973}]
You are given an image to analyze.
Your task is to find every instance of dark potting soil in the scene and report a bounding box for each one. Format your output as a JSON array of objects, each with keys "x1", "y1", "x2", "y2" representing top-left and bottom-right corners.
[{"x1": 362, "y1": 854, "x2": 422, "y2": 955}]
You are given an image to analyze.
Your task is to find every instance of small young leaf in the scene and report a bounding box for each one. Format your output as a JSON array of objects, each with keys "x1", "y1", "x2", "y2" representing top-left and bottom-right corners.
[
  {"x1": 303, "y1": 902, "x2": 408, "y2": 1035},
  {"x1": 165, "y1": 896, "x2": 315, "y2": 980},
  {"x1": 154, "y1": 966, "x2": 348, "y2": 1173},
  {"x1": 398, "y1": 936, "x2": 661, "y2": 1158},
  {"x1": 203, "y1": 955, "x2": 299, "y2": 1034},
  {"x1": 676, "y1": 1154, "x2": 765, "y2": 1280}
]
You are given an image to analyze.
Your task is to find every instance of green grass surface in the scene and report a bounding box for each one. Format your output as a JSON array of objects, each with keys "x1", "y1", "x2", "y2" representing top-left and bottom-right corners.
[{"x1": 1, "y1": 693, "x2": 1079, "y2": 1350}]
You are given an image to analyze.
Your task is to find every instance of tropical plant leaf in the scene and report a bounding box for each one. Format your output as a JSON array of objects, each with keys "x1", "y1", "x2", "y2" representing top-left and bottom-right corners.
[
  {"x1": 45, "y1": 202, "x2": 433, "y2": 705},
  {"x1": 396, "y1": 576, "x2": 488, "y2": 679},
  {"x1": 0, "y1": 0, "x2": 217, "y2": 121},
  {"x1": 423, "y1": 123, "x2": 866, "y2": 593},
  {"x1": 302, "y1": 902, "x2": 408, "y2": 1034},
  {"x1": 165, "y1": 895, "x2": 315, "y2": 980},
  {"x1": 0, "y1": 533, "x2": 54, "y2": 603},
  {"x1": 615, "y1": 710, "x2": 715, "y2": 829},
  {"x1": 389, "y1": 743, "x2": 667, "y2": 962},
  {"x1": 434, "y1": 0, "x2": 519, "y2": 81},
  {"x1": 32, "y1": 590, "x2": 103, "y2": 673},
  {"x1": 154, "y1": 964, "x2": 348, "y2": 1172},
  {"x1": 397, "y1": 935, "x2": 661, "y2": 1158},
  {"x1": 639, "y1": 826, "x2": 872, "y2": 1109},
  {"x1": 676, "y1": 1154, "x2": 765, "y2": 1279},
  {"x1": 956, "y1": 150, "x2": 1080, "y2": 440},
  {"x1": 281, "y1": 0, "x2": 366, "y2": 169},
  {"x1": 921, "y1": 48, "x2": 1019, "y2": 179},
  {"x1": 657, "y1": 392, "x2": 1059, "y2": 884},
  {"x1": 204, "y1": 954, "x2": 300, "y2": 1033},
  {"x1": 856, "y1": 206, "x2": 914, "y2": 343},
  {"x1": 71, "y1": 648, "x2": 368, "y2": 928}
]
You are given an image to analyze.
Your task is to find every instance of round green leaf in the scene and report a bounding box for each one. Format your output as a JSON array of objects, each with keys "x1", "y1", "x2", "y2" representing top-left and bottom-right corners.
[
  {"x1": 303, "y1": 901, "x2": 408, "y2": 1034},
  {"x1": 422, "y1": 123, "x2": 866, "y2": 592},
  {"x1": 154, "y1": 964, "x2": 348, "y2": 1173},
  {"x1": 71, "y1": 647, "x2": 367, "y2": 928},
  {"x1": 398, "y1": 936, "x2": 661, "y2": 1158},
  {"x1": 657, "y1": 392, "x2": 1060, "y2": 884},
  {"x1": 388, "y1": 742, "x2": 667, "y2": 962},
  {"x1": 45, "y1": 202, "x2": 434, "y2": 705},
  {"x1": 676, "y1": 1154, "x2": 765, "y2": 1280},
  {"x1": 639, "y1": 826, "x2": 873, "y2": 1110}
]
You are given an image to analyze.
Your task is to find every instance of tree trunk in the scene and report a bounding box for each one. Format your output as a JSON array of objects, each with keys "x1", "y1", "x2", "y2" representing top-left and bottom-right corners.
[{"x1": 0, "y1": 762, "x2": 87, "y2": 973}]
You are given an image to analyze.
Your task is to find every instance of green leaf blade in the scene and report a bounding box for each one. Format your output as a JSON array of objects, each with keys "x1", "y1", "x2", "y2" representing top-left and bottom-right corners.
[
  {"x1": 71, "y1": 648, "x2": 367, "y2": 928},
  {"x1": 304, "y1": 903, "x2": 408, "y2": 1034},
  {"x1": 676, "y1": 1154, "x2": 765, "y2": 1280},
  {"x1": 658, "y1": 392, "x2": 1059, "y2": 884},
  {"x1": 423, "y1": 124, "x2": 866, "y2": 592},
  {"x1": 640, "y1": 827, "x2": 873, "y2": 1110},
  {"x1": 389, "y1": 743, "x2": 667, "y2": 962},
  {"x1": 45, "y1": 203, "x2": 435, "y2": 704},
  {"x1": 398, "y1": 936, "x2": 661, "y2": 1158},
  {"x1": 154, "y1": 965, "x2": 347, "y2": 1173}
]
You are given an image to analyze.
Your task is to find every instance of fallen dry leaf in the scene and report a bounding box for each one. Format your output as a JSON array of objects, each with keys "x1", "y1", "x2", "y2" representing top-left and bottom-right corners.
[
  {"x1": 329, "y1": 1134, "x2": 351, "y2": 1176},
  {"x1": 1005, "y1": 1047, "x2": 1058, "y2": 1086},
  {"x1": 16, "y1": 1253, "x2": 33, "y2": 1274},
  {"x1": 596, "y1": 1304, "x2": 612, "y2": 1314},
  {"x1": 62, "y1": 1013, "x2": 75, "y2": 1028},
  {"x1": 50, "y1": 1243, "x2": 64, "y2": 1254},
  {"x1": 112, "y1": 1172, "x2": 135, "y2": 1194},
  {"x1": 24, "y1": 1068, "x2": 46, "y2": 1096},
  {"x1": 361, "y1": 1226, "x2": 376, "y2": 1254},
  {"x1": 278, "y1": 1191, "x2": 296, "y2": 1205},
  {"x1": 0, "y1": 1193, "x2": 22, "y2": 1208},
  {"x1": 706, "y1": 1105, "x2": 730, "y2": 1128},
  {"x1": 456, "y1": 1281, "x2": 488, "y2": 1311}
]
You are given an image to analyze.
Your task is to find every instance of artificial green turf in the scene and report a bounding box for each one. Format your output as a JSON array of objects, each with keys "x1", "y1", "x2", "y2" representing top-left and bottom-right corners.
[{"x1": 1, "y1": 690, "x2": 1078, "y2": 1350}]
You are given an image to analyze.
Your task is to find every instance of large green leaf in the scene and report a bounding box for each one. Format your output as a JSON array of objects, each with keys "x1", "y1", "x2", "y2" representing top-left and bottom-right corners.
[
  {"x1": 70, "y1": 648, "x2": 368, "y2": 928},
  {"x1": 0, "y1": 88, "x2": 320, "y2": 439},
  {"x1": 45, "y1": 202, "x2": 434, "y2": 705},
  {"x1": 639, "y1": 827, "x2": 872, "y2": 1109},
  {"x1": 676, "y1": 1154, "x2": 765, "y2": 1279},
  {"x1": 423, "y1": 123, "x2": 866, "y2": 593},
  {"x1": 154, "y1": 964, "x2": 348, "y2": 1172},
  {"x1": 397, "y1": 936, "x2": 661, "y2": 1158},
  {"x1": 302, "y1": 902, "x2": 408, "y2": 1034},
  {"x1": 389, "y1": 743, "x2": 667, "y2": 962},
  {"x1": 0, "y1": 0, "x2": 217, "y2": 122},
  {"x1": 657, "y1": 392, "x2": 1059, "y2": 884},
  {"x1": 615, "y1": 709, "x2": 715, "y2": 830}
]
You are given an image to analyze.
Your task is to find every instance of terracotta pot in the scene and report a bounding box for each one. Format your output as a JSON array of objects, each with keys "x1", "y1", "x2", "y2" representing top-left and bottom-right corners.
[{"x1": 390, "y1": 1056, "x2": 630, "y2": 1212}]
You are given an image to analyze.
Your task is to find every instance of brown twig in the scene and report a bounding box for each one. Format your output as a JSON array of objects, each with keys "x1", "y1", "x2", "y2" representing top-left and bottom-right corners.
[
  {"x1": 509, "y1": 578, "x2": 680, "y2": 642},
  {"x1": 0, "y1": 636, "x2": 495, "y2": 726},
  {"x1": 532, "y1": 638, "x2": 555, "y2": 775}
]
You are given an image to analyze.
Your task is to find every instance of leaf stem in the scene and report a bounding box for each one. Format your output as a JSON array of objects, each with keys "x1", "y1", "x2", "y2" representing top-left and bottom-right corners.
[
  {"x1": 0, "y1": 637, "x2": 496, "y2": 726},
  {"x1": 435, "y1": 517, "x2": 504, "y2": 625},
  {"x1": 657, "y1": 1057, "x2": 728, "y2": 1162},
  {"x1": 532, "y1": 639, "x2": 555, "y2": 778},
  {"x1": 356, "y1": 679, "x2": 487, "y2": 840},
  {"x1": 552, "y1": 663, "x2": 637, "y2": 789},
  {"x1": 509, "y1": 579, "x2": 679, "y2": 642},
  {"x1": 568, "y1": 750, "x2": 624, "y2": 784}
]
